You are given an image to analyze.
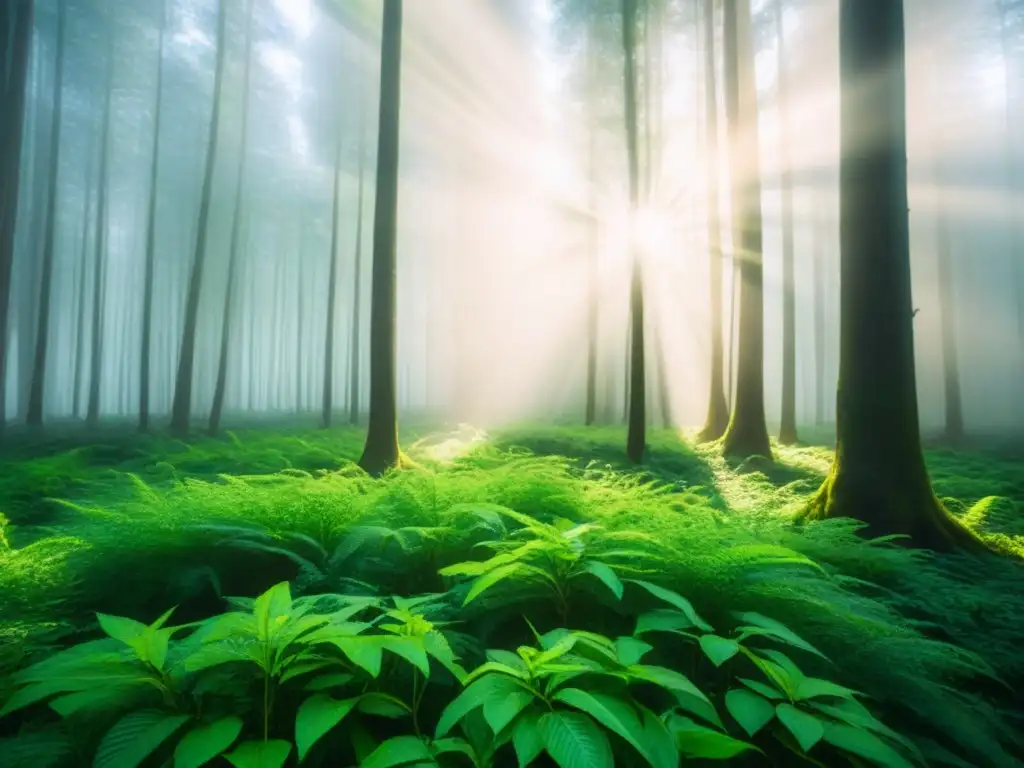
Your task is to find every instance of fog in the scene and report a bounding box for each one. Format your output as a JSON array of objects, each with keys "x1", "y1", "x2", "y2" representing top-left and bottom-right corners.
[{"x1": 2, "y1": 0, "x2": 1022, "y2": 436}]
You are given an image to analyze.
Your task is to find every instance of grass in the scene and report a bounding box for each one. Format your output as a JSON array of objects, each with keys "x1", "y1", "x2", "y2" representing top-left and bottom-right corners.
[{"x1": 0, "y1": 422, "x2": 1022, "y2": 766}]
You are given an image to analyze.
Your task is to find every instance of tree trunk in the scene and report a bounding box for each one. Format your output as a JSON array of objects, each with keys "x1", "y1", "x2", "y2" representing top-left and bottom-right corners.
[
  {"x1": 295, "y1": 225, "x2": 305, "y2": 412},
  {"x1": 209, "y1": 0, "x2": 255, "y2": 435},
  {"x1": 358, "y1": 0, "x2": 403, "y2": 476},
  {"x1": 776, "y1": 0, "x2": 798, "y2": 445},
  {"x1": 73, "y1": 157, "x2": 94, "y2": 420},
  {"x1": 322, "y1": 128, "x2": 344, "y2": 428},
  {"x1": 584, "y1": 33, "x2": 599, "y2": 427},
  {"x1": 622, "y1": 0, "x2": 646, "y2": 464},
  {"x1": 697, "y1": 0, "x2": 729, "y2": 442},
  {"x1": 719, "y1": 0, "x2": 772, "y2": 460},
  {"x1": 804, "y1": 0, "x2": 980, "y2": 551},
  {"x1": 349, "y1": 106, "x2": 367, "y2": 427},
  {"x1": 87, "y1": 48, "x2": 115, "y2": 429},
  {"x1": 139, "y1": 0, "x2": 168, "y2": 432},
  {"x1": 813, "y1": 216, "x2": 825, "y2": 427},
  {"x1": 935, "y1": 202, "x2": 964, "y2": 443},
  {"x1": 0, "y1": 0, "x2": 33, "y2": 435},
  {"x1": 26, "y1": 0, "x2": 68, "y2": 427},
  {"x1": 169, "y1": 0, "x2": 228, "y2": 436}
]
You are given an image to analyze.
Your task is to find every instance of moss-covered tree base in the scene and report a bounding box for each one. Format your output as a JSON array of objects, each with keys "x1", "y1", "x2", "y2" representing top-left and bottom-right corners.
[
  {"x1": 803, "y1": 460, "x2": 986, "y2": 553},
  {"x1": 696, "y1": 393, "x2": 729, "y2": 444},
  {"x1": 720, "y1": 416, "x2": 773, "y2": 462}
]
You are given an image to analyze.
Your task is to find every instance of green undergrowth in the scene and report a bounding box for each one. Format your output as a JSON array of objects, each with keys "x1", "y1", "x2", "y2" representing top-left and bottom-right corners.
[{"x1": 0, "y1": 424, "x2": 1021, "y2": 767}]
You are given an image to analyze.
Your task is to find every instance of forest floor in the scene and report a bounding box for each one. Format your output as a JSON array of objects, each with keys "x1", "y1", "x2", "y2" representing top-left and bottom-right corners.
[{"x1": 0, "y1": 422, "x2": 1022, "y2": 767}]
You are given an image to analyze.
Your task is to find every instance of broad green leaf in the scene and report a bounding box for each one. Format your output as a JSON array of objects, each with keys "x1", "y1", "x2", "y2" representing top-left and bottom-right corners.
[
  {"x1": 795, "y1": 677, "x2": 860, "y2": 702},
  {"x1": 699, "y1": 635, "x2": 740, "y2": 667},
  {"x1": 295, "y1": 695, "x2": 360, "y2": 760},
  {"x1": 96, "y1": 614, "x2": 147, "y2": 650},
  {"x1": 431, "y1": 737, "x2": 476, "y2": 760},
  {"x1": 484, "y1": 649, "x2": 528, "y2": 672},
  {"x1": 174, "y1": 716, "x2": 243, "y2": 768},
  {"x1": 725, "y1": 689, "x2": 775, "y2": 737},
  {"x1": 634, "y1": 610, "x2": 699, "y2": 637},
  {"x1": 628, "y1": 665, "x2": 710, "y2": 705},
  {"x1": 580, "y1": 561, "x2": 623, "y2": 600},
  {"x1": 666, "y1": 714, "x2": 758, "y2": 759},
  {"x1": 553, "y1": 688, "x2": 673, "y2": 768},
  {"x1": 149, "y1": 607, "x2": 177, "y2": 631},
  {"x1": 464, "y1": 563, "x2": 526, "y2": 605},
  {"x1": 253, "y1": 583, "x2": 292, "y2": 642},
  {"x1": 357, "y1": 693, "x2": 411, "y2": 719},
  {"x1": 423, "y1": 631, "x2": 467, "y2": 683},
  {"x1": 512, "y1": 711, "x2": 544, "y2": 768},
  {"x1": 532, "y1": 634, "x2": 578, "y2": 668},
  {"x1": 94, "y1": 710, "x2": 190, "y2": 768},
  {"x1": 734, "y1": 612, "x2": 827, "y2": 660},
  {"x1": 626, "y1": 580, "x2": 712, "y2": 631},
  {"x1": 380, "y1": 635, "x2": 431, "y2": 678},
  {"x1": 539, "y1": 710, "x2": 613, "y2": 768},
  {"x1": 464, "y1": 660, "x2": 529, "y2": 684},
  {"x1": 738, "y1": 677, "x2": 785, "y2": 700},
  {"x1": 483, "y1": 691, "x2": 535, "y2": 734},
  {"x1": 614, "y1": 636, "x2": 652, "y2": 666},
  {"x1": 49, "y1": 685, "x2": 149, "y2": 718},
  {"x1": 361, "y1": 735, "x2": 433, "y2": 768},
  {"x1": 436, "y1": 674, "x2": 528, "y2": 737},
  {"x1": 673, "y1": 691, "x2": 725, "y2": 730},
  {"x1": 337, "y1": 636, "x2": 385, "y2": 677},
  {"x1": 809, "y1": 700, "x2": 918, "y2": 755},
  {"x1": 1, "y1": 673, "x2": 151, "y2": 717},
  {"x1": 822, "y1": 722, "x2": 915, "y2": 768},
  {"x1": 224, "y1": 740, "x2": 292, "y2": 768},
  {"x1": 776, "y1": 703, "x2": 825, "y2": 753}
]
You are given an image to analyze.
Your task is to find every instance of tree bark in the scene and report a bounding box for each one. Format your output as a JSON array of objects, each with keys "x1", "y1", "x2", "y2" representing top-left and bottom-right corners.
[
  {"x1": 0, "y1": 0, "x2": 33, "y2": 435},
  {"x1": 139, "y1": 0, "x2": 168, "y2": 432},
  {"x1": 322, "y1": 123, "x2": 345, "y2": 428},
  {"x1": 776, "y1": 0, "x2": 798, "y2": 445},
  {"x1": 209, "y1": 0, "x2": 255, "y2": 435},
  {"x1": 72, "y1": 155, "x2": 94, "y2": 420},
  {"x1": 348, "y1": 100, "x2": 367, "y2": 427},
  {"x1": 813, "y1": 217, "x2": 825, "y2": 427},
  {"x1": 26, "y1": 0, "x2": 68, "y2": 427},
  {"x1": 622, "y1": 0, "x2": 646, "y2": 464},
  {"x1": 169, "y1": 0, "x2": 228, "y2": 436},
  {"x1": 584, "y1": 32, "x2": 599, "y2": 427},
  {"x1": 697, "y1": 0, "x2": 729, "y2": 442},
  {"x1": 719, "y1": 0, "x2": 772, "y2": 459},
  {"x1": 358, "y1": 0, "x2": 403, "y2": 476},
  {"x1": 804, "y1": 0, "x2": 980, "y2": 551},
  {"x1": 935, "y1": 199, "x2": 964, "y2": 443}
]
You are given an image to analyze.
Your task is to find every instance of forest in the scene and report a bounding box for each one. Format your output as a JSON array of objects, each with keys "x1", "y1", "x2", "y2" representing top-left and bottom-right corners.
[{"x1": 1, "y1": 0, "x2": 1023, "y2": 766}]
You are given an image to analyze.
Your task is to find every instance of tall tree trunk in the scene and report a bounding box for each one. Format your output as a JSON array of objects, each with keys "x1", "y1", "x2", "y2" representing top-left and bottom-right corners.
[
  {"x1": 584, "y1": 33, "x2": 599, "y2": 427},
  {"x1": 322, "y1": 128, "x2": 344, "y2": 428},
  {"x1": 776, "y1": 0, "x2": 798, "y2": 445},
  {"x1": 73, "y1": 143, "x2": 97, "y2": 420},
  {"x1": 935, "y1": 198, "x2": 964, "y2": 442},
  {"x1": 813, "y1": 216, "x2": 825, "y2": 427},
  {"x1": 295, "y1": 225, "x2": 305, "y2": 412},
  {"x1": 87, "y1": 48, "x2": 114, "y2": 429},
  {"x1": 169, "y1": 0, "x2": 228, "y2": 436},
  {"x1": 348, "y1": 110, "x2": 367, "y2": 426},
  {"x1": 209, "y1": 0, "x2": 255, "y2": 435},
  {"x1": 358, "y1": 0, "x2": 403, "y2": 476},
  {"x1": 804, "y1": 0, "x2": 979, "y2": 551},
  {"x1": 622, "y1": 0, "x2": 646, "y2": 463},
  {"x1": 698, "y1": 0, "x2": 729, "y2": 442},
  {"x1": 139, "y1": 0, "x2": 168, "y2": 432},
  {"x1": 26, "y1": 0, "x2": 68, "y2": 427},
  {"x1": 0, "y1": 0, "x2": 33, "y2": 435},
  {"x1": 997, "y1": 4, "x2": 1023, "y2": 343},
  {"x1": 719, "y1": 0, "x2": 772, "y2": 460}
]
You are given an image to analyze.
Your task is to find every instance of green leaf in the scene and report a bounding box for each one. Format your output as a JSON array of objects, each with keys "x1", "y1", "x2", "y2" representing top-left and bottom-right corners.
[
  {"x1": 628, "y1": 665, "x2": 710, "y2": 705},
  {"x1": 725, "y1": 689, "x2": 775, "y2": 737},
  {"x1": 734, "y1": 612, "x2": 827, "y2": 660},
  {"x1": 431, "y1": 737, "x2": 476, "y2": 759},
  {"x1": 94, "y1": 710, "x2": 190, "y2": 768},
  {"x1": 49, "y1": 685, "x2": 150, "y2": 718},
  {"x1": 174, "y1": 716, "x2": 243, "y2": 768},
  {"x1": 381, "y1": 636, "x2": 431, "y2": 678},
  {"x1": 463, "y1": 563, "x2": 526, "y2": 605},
  {"x1": 776, "y1": 703, "x2": 825, "y2": 753},
  {"x1": 96, "y1": 614, "x2": 147, "y2": 650},
  {"x1": 614, "y1": 636, "x2": 652, "y2": 666},
  {"x1": 538, "y1": 710, "x2": 613, "y2": 768},
  {"x1": 423, "y1": 631, "x2": 468, "y2": 683},
  {"x1": 304, "y1": 672, "x2": 355, "y2": 691},
  {"x1": 822, "y1": 722, "x2": 915, "y2": 768},
  {"x1": 580, "y1": 561, "x2": 623, "y2": 600},
  {"x1": 436, "y1": 674, "x2": 528, "y2": 738},
  {"x1": 738, "y1": 677, "x2": 785, "y2": 700},
  {"x1": 553, "y1": 688, "x2": 674, "y2": 768},
  {"x1": 483, "y1": 691, "x2": 535, "y2": 734},
  {"x1": 634, "y1": 610, "x2": 699, "y2": 637},
  {"x1": 337, "y1": 636, "x2": 386, "y2": 678},
  {"x1": 666, "y1": 714, "x2": 758, "y2": 759},
  {"x1": 224, "y1": 740, "x2": 292, "y2": 768},
  {"x1": 295, "y1": 695, "x2": 360, "y2": 760},
  {"x1": 626, "y1": 580, "x2": 712, "y2": 631},
  {"x1": 358, "y1": 693, "x2": 412, "y2": 719},
  {"x1": 699, "y1": 635, "x2": 740, "y2": 667},
  {"x1": 809, "y1": 700, "x2": 917, "y2": 755},
  {"x1": 512, "y1": 711, "x2": 544, "y2": 767},
  {"x1": 795, "y1": 677, "x2": 860, "y2": 702},
  {"x1": 361, "y1": 735, "x2": 433, "y2": 768},
  {"x1": 532, "y1": 634, "x2": 578, "y2": 668},
  {"x1": 253, "y1": 582, "x2": 292, "y2": 642}
]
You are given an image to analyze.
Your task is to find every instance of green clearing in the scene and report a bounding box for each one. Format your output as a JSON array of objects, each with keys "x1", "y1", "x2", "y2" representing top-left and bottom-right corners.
[{"x1": 0, "y1": 425, "x2": 1021, "y2": 767}]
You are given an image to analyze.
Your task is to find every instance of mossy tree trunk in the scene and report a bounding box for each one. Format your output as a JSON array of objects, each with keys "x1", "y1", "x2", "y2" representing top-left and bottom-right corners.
[
  {"x1": 358, "y1": 0, "x2": 403, "y2": 476},
  {"x1": 775, "y1": 0, "x2": 798, "y2": 446},
  {"x1": 210, "y1": 0, "x2": 255, "y2": 436},
  {"x1": 697, "y1": 0, "x2": 729, "y2": 442},
  {"x1": 719, "y1": 0, "x2": 772, "y2": 460},
  {"x1": 621, "y1": 0, "x2": 646, "y2": 464},
  {"x1": 804, "y1": 0, "x2": 980, "y2": 552},
  {"x1": 169, "y1": 0, "x2": 228, "y2": 436}
]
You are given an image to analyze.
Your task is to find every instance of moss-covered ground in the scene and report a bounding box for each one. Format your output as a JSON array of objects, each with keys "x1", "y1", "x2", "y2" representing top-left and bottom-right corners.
[{"x1": 0, "y1": 423, "x2": 1021, "y2": 766}]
